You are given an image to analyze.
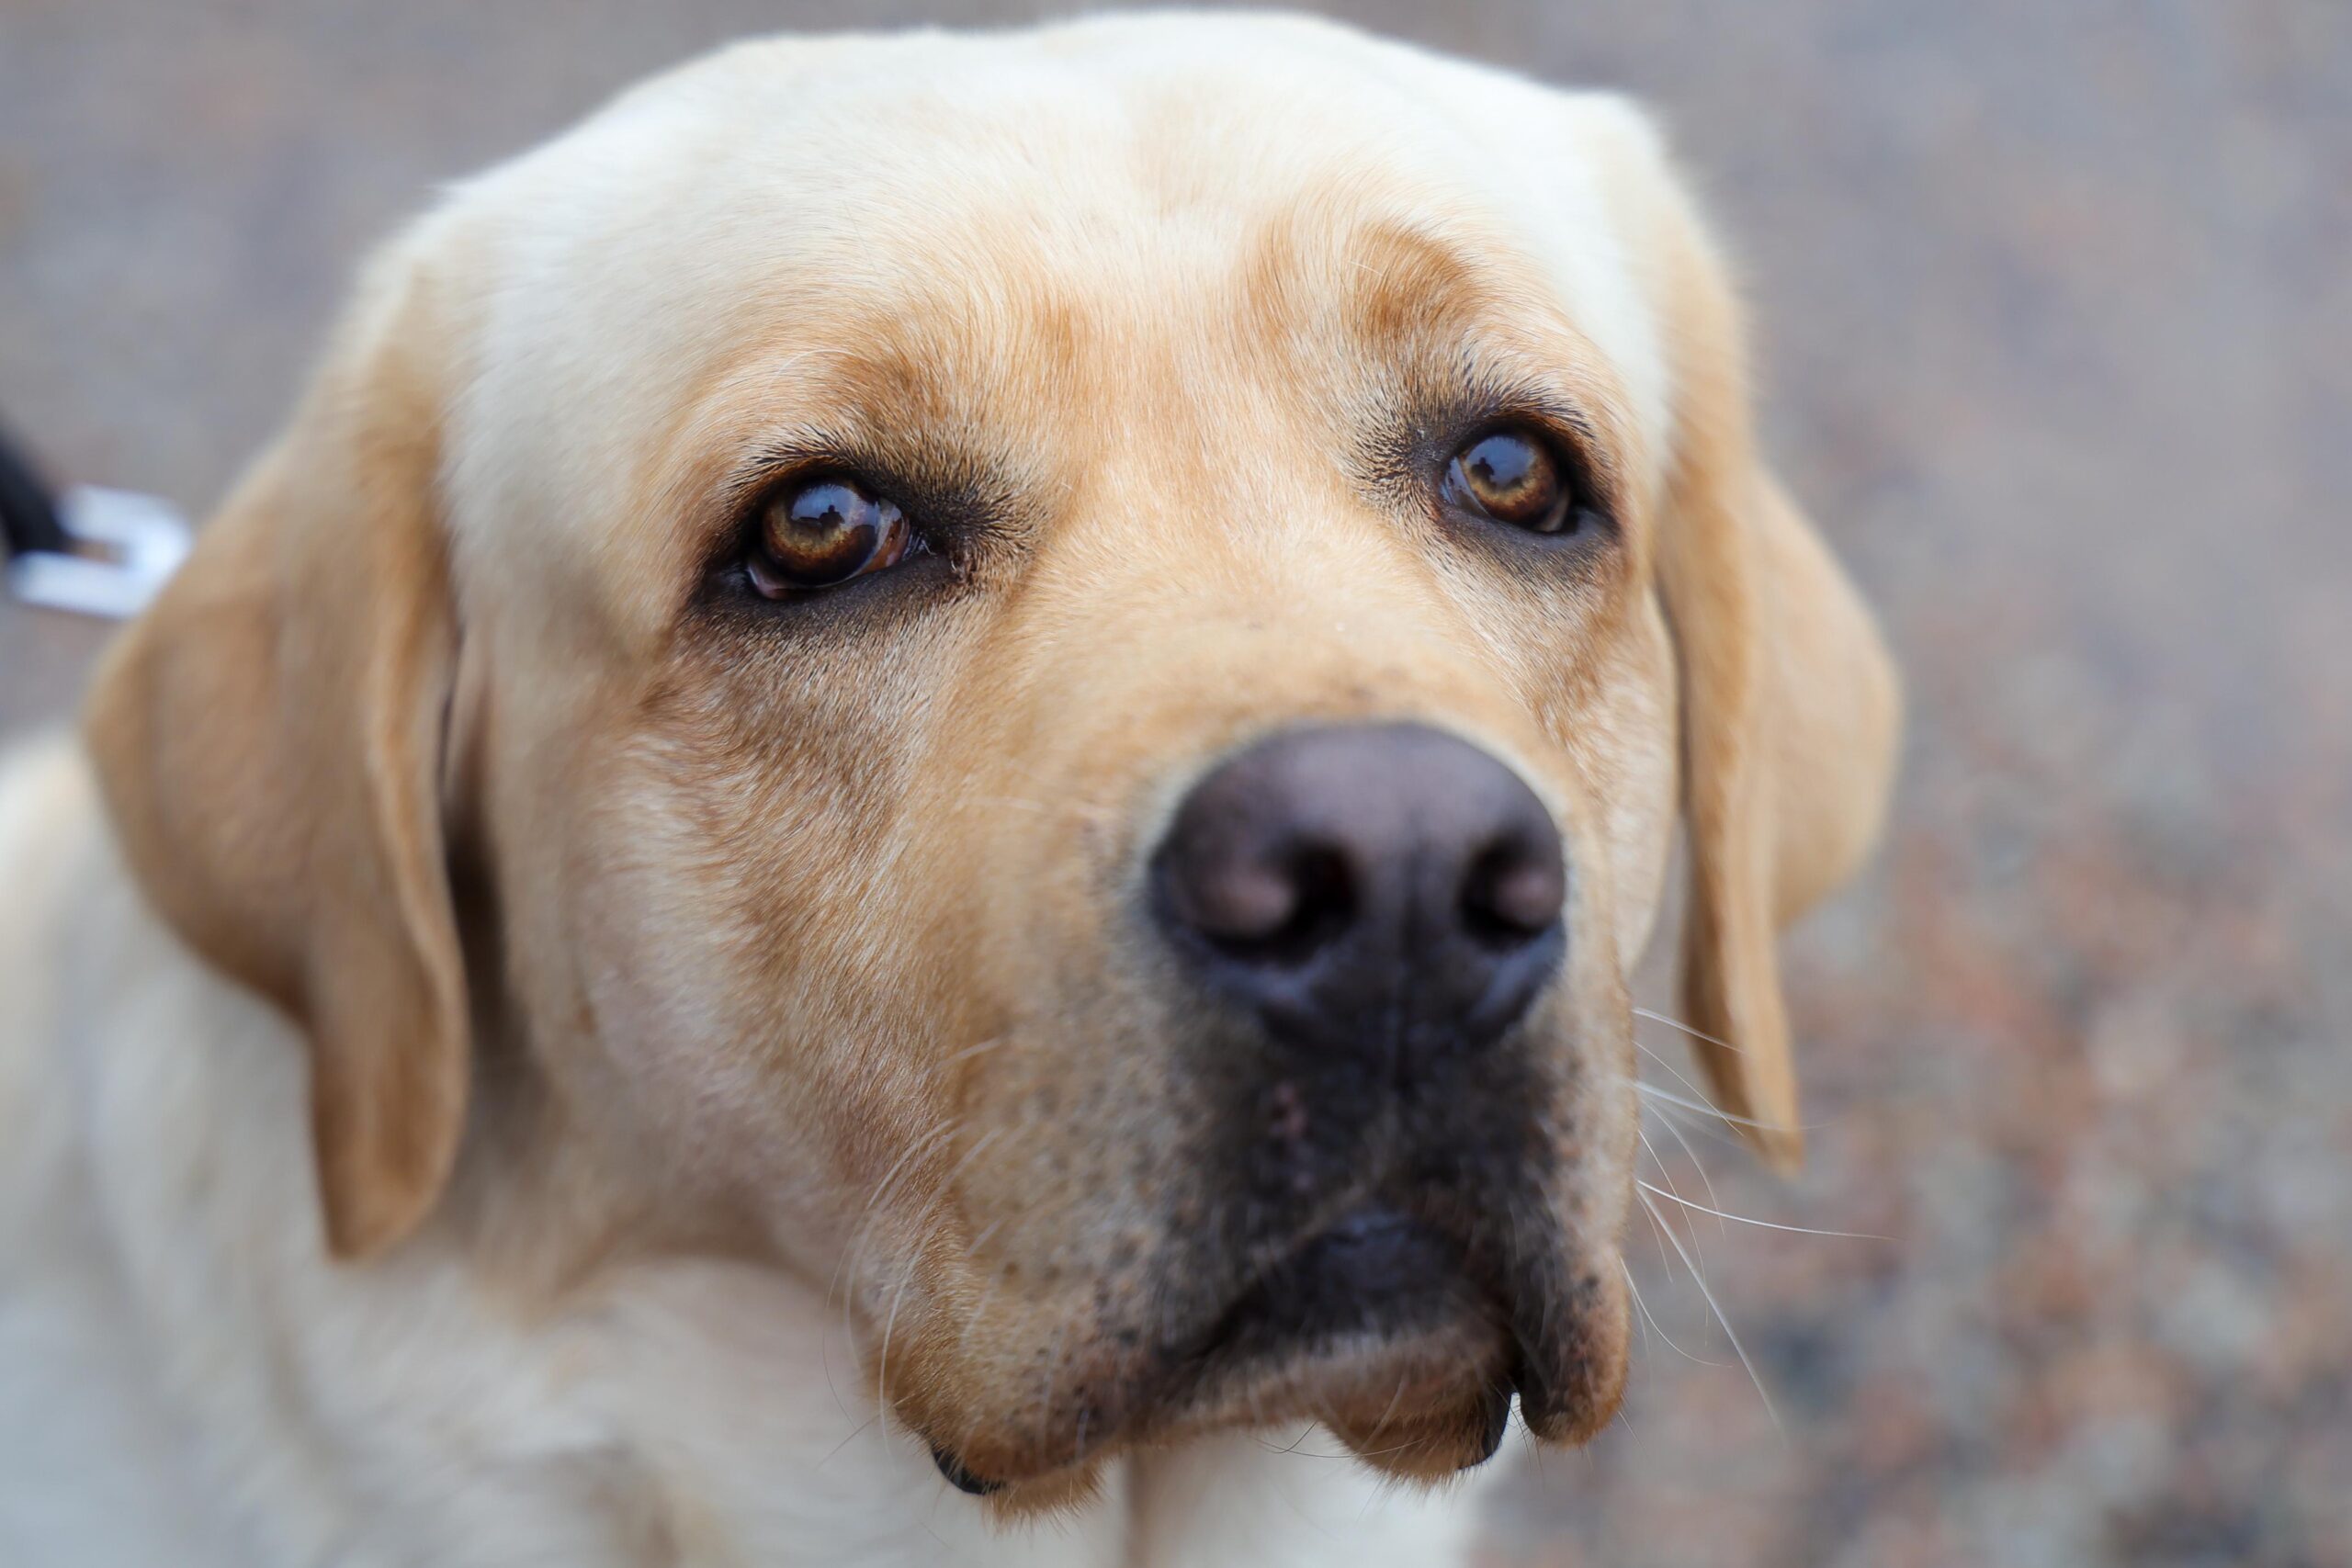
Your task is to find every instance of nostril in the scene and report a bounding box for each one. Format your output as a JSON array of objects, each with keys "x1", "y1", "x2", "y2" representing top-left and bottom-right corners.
[
  {"x1": 1237, "y1": 844, "x2": 1355, "y2": 964},
  {"x1": 1170, "y1": 841, "x2": 1356, "y2": 966},
  {"x1": 1167, "y1": 853, "x2": 1296, "y2": 945},
  {"x1": 1458, "y1": 833, "x2": 1566, "y2": 949}
]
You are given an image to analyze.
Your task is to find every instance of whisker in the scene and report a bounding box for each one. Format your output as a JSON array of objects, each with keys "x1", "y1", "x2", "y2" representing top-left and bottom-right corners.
[
  {"x1": 1636, "y1": 1123, "x2": 1710, "y2": 1278},
  {"x1": 1627, "y1": 1156, "x2": 1685, "y2": 1283},
  {"x1": 1626, "y1": 1078, "x2": 1806, "y2": 1134},
  {"x1": 1640, "y1": 1205, "x2": 1679, "y2": 1283},
  {"x1": 938, "y1": 1124, "x2": 1009, "y2": 1189},
  {"x1": 1632, "y1": 1035, "x2": 1723, "y2": 1116},
  {"x1": 831, "y1": 1119, "x2": 963, "y2": 1426},
  {"x1": 1646, "y1": 1097, "x2": 1728, "y2": 1239},
  {"x1": 1360, "y1": 1371, "x2": 1412, "y2": 1453},
  {"x1": 829, "y1": 1118, "x2": 960, "y2": 1312},
  {"x1": 819, "y1": 1314, "x2": 855, "y2": 1423},
  {"x1": 1620, "y1": 1255, "x2": 1723, "y2": 1367},
  {"x1": 1637, "y1": 1189, "x2": 1781, "y2": 1432},
  {"x1": 1637, "y1": 1180, "x2": 1889, "y2": 1241},
  {"x1": 1640, "y1": 1090, "x2": 1762, "y2": 1150},
  {"x1": 949, "y1": 1223, "x2": 1015, "y2": 1361},
  {"x1": 812, "y1": 1414, "x2": 882, "y2": 1472},
  {"x1": 872, "y1": 1124, "x2": 1017, "y2": 1440},
  {"x1": 937, "y1": 1033, "x2": 1012, "y2": 1068},
  {"x1": 1322, "y1": 1427, "x2": 1450, "y2": 1462},
  {"x1": 875, "y1": 1188, "x2": 956, "y2": 1449},
  {"x1": 963, "y1": 1216, "x2": 1006, "y2": 1261},
  {"x1": 1634, "y1": 1005, "x2": 1748, "y2": 1056},
  {"x1": 847, "y1": 1117, "x2": 1005, "y2": 1306}
]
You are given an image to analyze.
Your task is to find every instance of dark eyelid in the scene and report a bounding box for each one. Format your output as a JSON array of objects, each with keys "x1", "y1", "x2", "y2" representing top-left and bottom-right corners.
[
  {"x1": 718, "y1": 438, "x2": 996, "y2": 542},
  {"x1": 716, "y1": 439, "x2": 871, "y2": 519},
  {"x1": 692, "y1": 434, "x2": 1022, "y2": 620},
  {"x1": 1354, "y1": 356, "x2": 1617, "y2": 504}
]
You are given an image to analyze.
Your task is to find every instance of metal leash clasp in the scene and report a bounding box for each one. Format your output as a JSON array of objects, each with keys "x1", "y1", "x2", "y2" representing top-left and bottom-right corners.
[{"x1": 5, "y1": 485, "x2": 191, "y2": 620}]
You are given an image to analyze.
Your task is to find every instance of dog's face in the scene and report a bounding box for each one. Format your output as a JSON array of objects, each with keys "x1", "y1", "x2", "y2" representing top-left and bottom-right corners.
[{"x1": 85, "y1": 16, "x2": 1897, "y2": 1502}]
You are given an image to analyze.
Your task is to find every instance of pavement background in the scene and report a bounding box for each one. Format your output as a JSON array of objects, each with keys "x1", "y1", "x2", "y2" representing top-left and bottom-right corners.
[{"x1": 4, "y1": 4, "x2": 2347, "y2": 1565}]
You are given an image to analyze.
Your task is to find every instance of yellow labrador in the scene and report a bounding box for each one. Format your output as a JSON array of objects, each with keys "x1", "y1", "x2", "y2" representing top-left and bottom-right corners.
[{"x1": 0, "y1": 13, "x2": 1897, "y2": 1565}]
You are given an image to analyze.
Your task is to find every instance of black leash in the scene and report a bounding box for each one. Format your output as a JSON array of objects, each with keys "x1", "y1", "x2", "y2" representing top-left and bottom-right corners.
[
  {"x1": 0, "y1": 418, "x2": 191, "y2": 619},
  {"x1": 0, "y1": 419, "x2": 72, "y2": 560}
]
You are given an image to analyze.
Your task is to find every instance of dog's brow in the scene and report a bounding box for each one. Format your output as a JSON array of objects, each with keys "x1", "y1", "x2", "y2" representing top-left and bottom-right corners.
[{"x1": 1245, "y1": 211, "x2": 1639, "y2": 513}]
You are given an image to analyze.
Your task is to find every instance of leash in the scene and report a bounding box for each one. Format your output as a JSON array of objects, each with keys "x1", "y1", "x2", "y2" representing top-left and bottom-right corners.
[{"x1": 0, "y1": 419, "x2": 191, "y2": 619}]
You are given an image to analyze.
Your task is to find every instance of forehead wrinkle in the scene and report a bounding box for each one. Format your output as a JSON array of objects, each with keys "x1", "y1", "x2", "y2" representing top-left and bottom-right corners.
[
  {"x1": 1232, "y1": 206, "x2": 1650, "y2": 518},
  {"x1": 1340, "y1": 220, "x2": 1511, "y2": 349},
  {"x1": 1241, "y1": 208, "x2": 1559, "y2": 395}
]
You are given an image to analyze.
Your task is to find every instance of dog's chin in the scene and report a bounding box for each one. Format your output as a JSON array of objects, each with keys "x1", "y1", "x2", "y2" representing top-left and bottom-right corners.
[
  {"x1": 1149, "y1": 1206, "x2": 1516, "y2": 1475},
  {"x1": 1152, "y1": 1204, "x2": 1628, "y2": 1478},
  {"x1": 1170, "y1": 1301, "x2": 1523, "y2": 1483},
  {"x1": 924, "y1": 1204, "x2": 1629, "y2": 1500}
]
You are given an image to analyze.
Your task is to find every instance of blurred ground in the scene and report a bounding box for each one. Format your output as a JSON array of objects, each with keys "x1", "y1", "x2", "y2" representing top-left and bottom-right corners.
[{"x1": 4, "y1": 3, "x2": 2347, "y2": 1564}]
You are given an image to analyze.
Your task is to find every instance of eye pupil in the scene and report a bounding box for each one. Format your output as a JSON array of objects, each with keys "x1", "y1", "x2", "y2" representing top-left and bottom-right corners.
[
  {"x1": 1466, "y1": 434, "x2": 1534, "y2": 493},
  {"x1": 788, "y1": 480, "x2": 864, "y2": 534},
  {"x1": 1449, "y1": 427, "x2": 1574, "y2": 536},
  {"x1": 747, "y1": 475, "x2": 912, "y2": 596}
]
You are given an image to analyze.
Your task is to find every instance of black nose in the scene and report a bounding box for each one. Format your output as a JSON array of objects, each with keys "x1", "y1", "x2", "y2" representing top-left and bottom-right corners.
[{"x1": 1150, "y1": 722, "x2": 1566, "y2": 1071}]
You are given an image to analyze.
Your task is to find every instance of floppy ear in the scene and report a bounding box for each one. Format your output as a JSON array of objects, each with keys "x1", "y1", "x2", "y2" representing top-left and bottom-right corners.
[
  {"x1": 1637, "y1": 138, "x2": 1902, "y2": 1168},
  {"x1": 85, "y1": 232, "x2": 469, "y2": 1258}
]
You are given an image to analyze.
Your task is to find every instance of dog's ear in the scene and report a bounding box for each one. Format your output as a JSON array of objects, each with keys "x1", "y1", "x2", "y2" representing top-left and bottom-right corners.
[
  {"x1": 85, "y1": 231, "x2": 469, "y2": 1258},
  {"x1": 1613, "y1": 112, "x2": 1902, "y2": 1167}
]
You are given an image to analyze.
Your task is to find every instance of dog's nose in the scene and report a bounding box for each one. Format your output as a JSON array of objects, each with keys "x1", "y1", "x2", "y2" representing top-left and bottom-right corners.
[{"x1": 1150, "y1": 723, "x2": 1565, "y2": 1068}]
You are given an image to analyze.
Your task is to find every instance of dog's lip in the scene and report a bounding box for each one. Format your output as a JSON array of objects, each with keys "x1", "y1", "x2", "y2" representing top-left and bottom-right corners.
[
  {"x1": 924, "y1": 1203, "x2": 1507, "y2": 1494},
  {"x1": 1170, "y1": 1202, "x2": 1479, "y2": 1369},
  {"x1": 1126, "y1": 1201, "x2": 1524, "y2": 1438},
  {"x1": 927, "y1": 1197, "x2": 1623, "y2": 1492}
]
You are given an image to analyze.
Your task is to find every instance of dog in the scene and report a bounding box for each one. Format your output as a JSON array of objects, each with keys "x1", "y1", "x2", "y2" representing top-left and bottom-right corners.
[{"x1": 0, "y1": 13, "x2": 1898, "y2": 1564}]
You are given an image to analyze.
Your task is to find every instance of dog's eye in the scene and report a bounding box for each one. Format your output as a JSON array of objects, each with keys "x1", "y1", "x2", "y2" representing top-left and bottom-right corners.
[
  {"x1": 746, "y1": 476, "x2": 917, "y2": 596},
  {"x1": 1443, "y1": 427, "x2": 1577, "y2": 536}
]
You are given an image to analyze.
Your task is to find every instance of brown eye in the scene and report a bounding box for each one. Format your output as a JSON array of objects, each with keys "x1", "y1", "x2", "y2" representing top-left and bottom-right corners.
[
  {"x1": 1445, "y1": 427, "x2": 1575, "y2": 535},
  {"x1": 746, "y1": 476, "x2": 915, "y2": 596}
]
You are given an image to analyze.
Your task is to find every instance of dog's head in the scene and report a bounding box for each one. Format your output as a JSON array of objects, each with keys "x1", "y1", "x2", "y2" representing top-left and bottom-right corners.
[{"x1": 85, "y1": 15, "x2": 1896, "y2": 1500}]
